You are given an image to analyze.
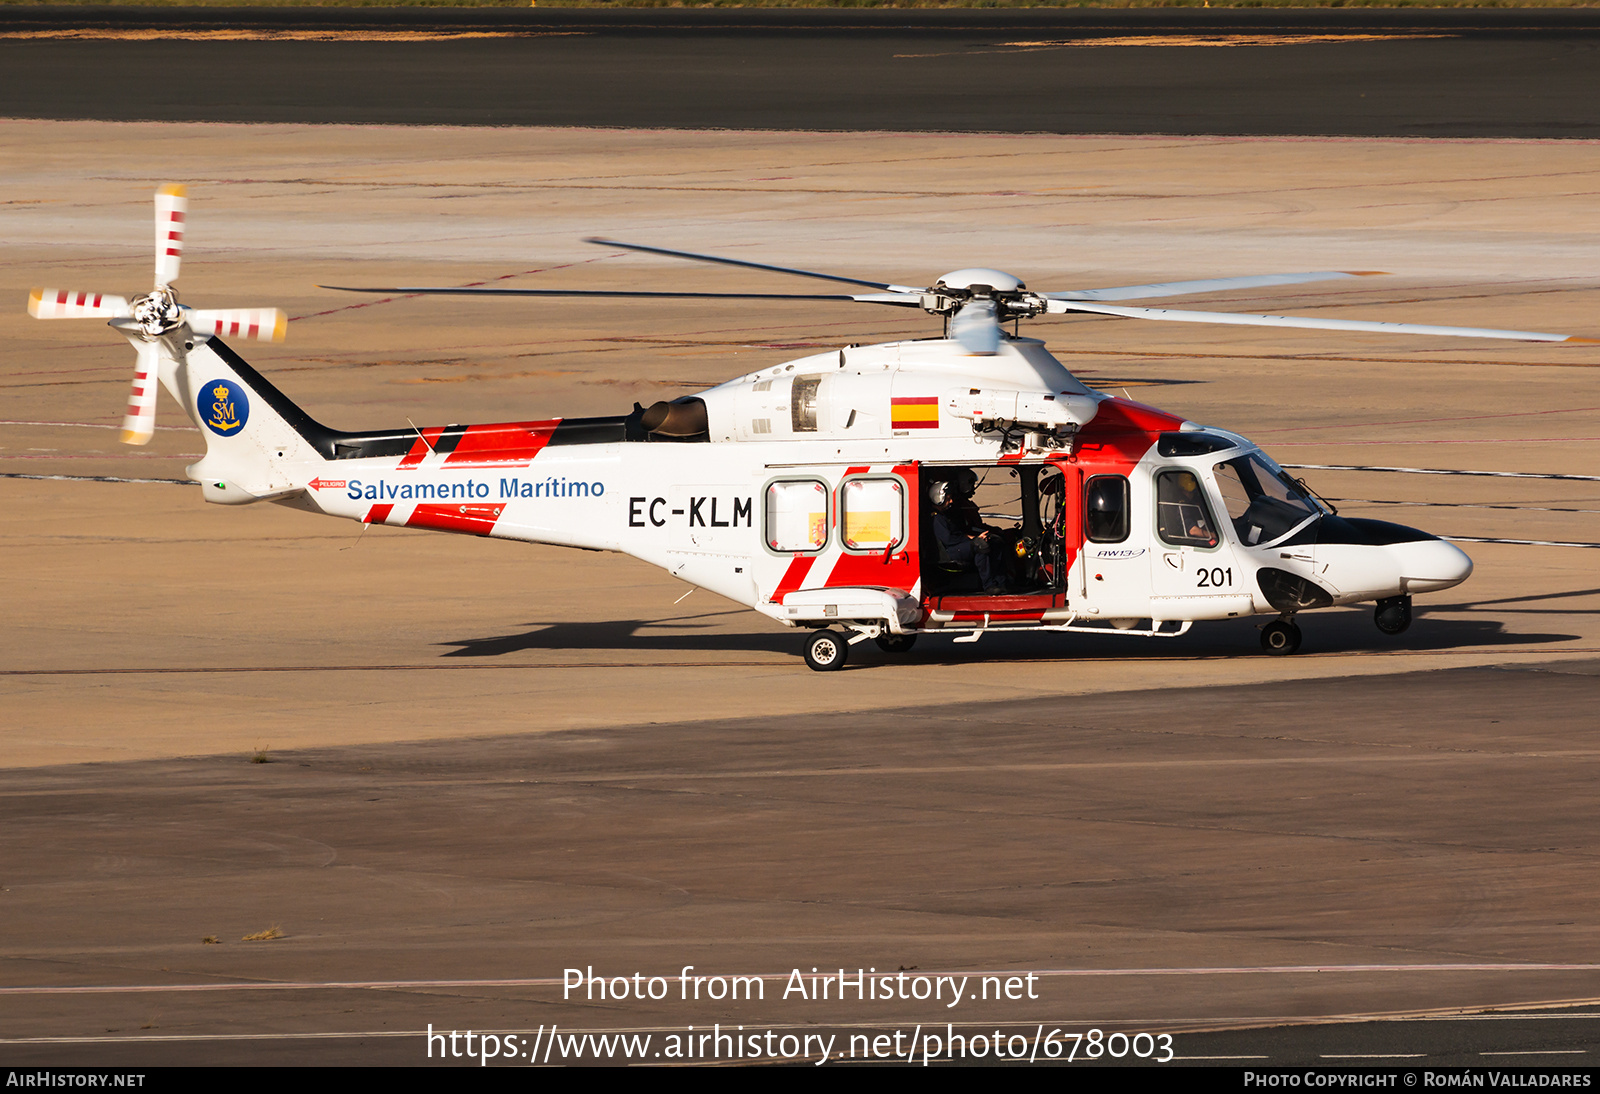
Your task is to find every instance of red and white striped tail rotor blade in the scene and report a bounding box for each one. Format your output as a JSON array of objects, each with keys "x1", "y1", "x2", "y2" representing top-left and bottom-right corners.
[
  {"x1": 120, "y1": 341, "x2": 164, "y2": 446},
  {"x1": 154, "y1": 183, "x2": 188, "y2": 287},
  {"x1": 187, "y1": 308, "x2": 288, "y2": 343},
  {"x1": 28, "y1": 288, "x2": 131, "y2": 320}
]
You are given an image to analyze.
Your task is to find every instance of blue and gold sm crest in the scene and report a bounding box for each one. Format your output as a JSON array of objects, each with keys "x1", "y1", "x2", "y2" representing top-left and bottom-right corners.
[{"x1": 200, "y1": 378, "x2": 250, "y2": 437}]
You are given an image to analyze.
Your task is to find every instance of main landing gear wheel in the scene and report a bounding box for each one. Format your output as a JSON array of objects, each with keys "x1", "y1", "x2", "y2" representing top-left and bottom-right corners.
[
  {"x1": 804, "y1": 630, "x2": 850, "y2": 671},
  {"x1": 874, "y1": 633, "x2": 917, "y2": 654},
  {"x1": 1260, "y1": 619, "x2": 1302, "y2": 656}
]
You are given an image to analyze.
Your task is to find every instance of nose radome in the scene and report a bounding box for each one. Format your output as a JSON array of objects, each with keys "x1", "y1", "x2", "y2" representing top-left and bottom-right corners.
[{"x1": 1393, "y1": 538, "x2": 1474, "y2": 594}]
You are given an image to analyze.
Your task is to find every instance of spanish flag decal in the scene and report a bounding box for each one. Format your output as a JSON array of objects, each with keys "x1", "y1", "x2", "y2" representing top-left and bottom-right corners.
[{"x1": 890, "y1": 396, "x2": 939, "y2": 430}]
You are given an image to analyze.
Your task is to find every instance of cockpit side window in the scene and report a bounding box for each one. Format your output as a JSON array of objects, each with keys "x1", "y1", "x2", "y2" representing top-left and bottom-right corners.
[
  {"x1": 1084, "y1": 475, "x2": 1130, "y2": 543},
  {"x1": 1156, "y1": 469, "x2": 1219, "y2": 549},
  {"x1": 1214, "y1": 461, "x2": 1254, "y2": 523},
  {"x1": 1212, "y1": 454, "x2": 1320, "y2": 547}
]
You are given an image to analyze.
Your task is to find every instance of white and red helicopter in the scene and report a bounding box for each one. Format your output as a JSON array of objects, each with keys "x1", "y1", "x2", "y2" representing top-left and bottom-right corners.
[{"x1": 29, "y1": 187, "x2": 1595, "y2": 669}]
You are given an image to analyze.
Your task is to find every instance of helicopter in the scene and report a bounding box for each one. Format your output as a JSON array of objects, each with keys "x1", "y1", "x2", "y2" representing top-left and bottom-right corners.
[{"x1": 28, "y1": 186, "x2": 1596, "y2": 670}]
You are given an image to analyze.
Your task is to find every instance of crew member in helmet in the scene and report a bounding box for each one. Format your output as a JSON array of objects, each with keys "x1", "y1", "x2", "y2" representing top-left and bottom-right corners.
[{"x1": 930, "y1": 469, "x2": 1007, "y2": 594}]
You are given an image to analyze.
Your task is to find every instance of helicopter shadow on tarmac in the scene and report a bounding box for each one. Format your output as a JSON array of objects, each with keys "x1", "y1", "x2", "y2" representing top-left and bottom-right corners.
[
  {"x1": 1426, "y1": 585, "x2": 1600, "y2": 617},
  {"x1": 436, "y1": 607, "x2": 1574, "y2": 664},
  {"x1": 438, "y1": 612, "x2": 798, "y2": 659}
]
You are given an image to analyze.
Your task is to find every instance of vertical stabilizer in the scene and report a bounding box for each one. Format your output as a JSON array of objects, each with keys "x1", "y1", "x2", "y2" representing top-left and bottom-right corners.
[{"x1": 160, "y1": 334, "x2": 327, "y2": 505}]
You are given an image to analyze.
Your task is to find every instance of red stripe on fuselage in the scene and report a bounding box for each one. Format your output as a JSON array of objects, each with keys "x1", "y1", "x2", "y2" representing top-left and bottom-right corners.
[
  {"x1": 821, "y1": 461, "x2": 920, "y2": 592},
  {"x1": 396, "y1": 427, "x2": 447, "y2": 469},
  {"x1": 364, "y1": 503, "x2": 394, "y2": 524},
  {"x1": 407, "y1": 503, "x2": 505, "y2": 536},
  {"x1": 772, "y1": 554, "x2": 817, "y2": 603},
  {"x1": 944, "y1": 609, "x2": 1049, "y2": 623},
  {"x1": 1083, "y1": 396, "x2": 1184, "y2": 439},
  {"x1": 929, "y1": 593, "x2": 1061, "y2": 622},
  {"x1": 1073, "y1": 396, "x2": 1181, "y2": 472},
  {"x1": 441, "y1": 420, "x2": 560, "y2": 468},
  {"x1": 822, "y1": 551, "x2": 916, "y2": 590}
]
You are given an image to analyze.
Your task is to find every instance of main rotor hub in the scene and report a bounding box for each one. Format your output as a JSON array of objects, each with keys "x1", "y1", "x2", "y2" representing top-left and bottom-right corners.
[{"x1": 934, "y1": 268, "x2": 1027, "y2": 294}]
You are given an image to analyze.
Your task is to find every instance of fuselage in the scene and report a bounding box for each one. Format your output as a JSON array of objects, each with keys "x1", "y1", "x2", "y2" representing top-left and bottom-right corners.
[{"x1": 253, "y1": 335, "x2": 1469, "y2": 640}]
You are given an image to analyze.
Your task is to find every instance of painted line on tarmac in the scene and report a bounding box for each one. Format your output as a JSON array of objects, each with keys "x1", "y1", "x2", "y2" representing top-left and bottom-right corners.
[
  {"x1": 0, "y1": 419, "x2": 196, "y2": 432},
  {"x1": 0, "y1": 662, "x2": 785, "y2": 675},
  {"x1": 1332, "y1": 498, "x2": 1600, "y2": 515},
  {"x1": 1275, "y1": 438, "x2": 1600, "y2": 446},
  {"x1": 0, "y1": 472, "x2": 193, "y2": 486},
  {"x1": 1282, "y1": 462, "x2": 1600, "y2": 482},
  {"x1": 5, "y1": 649, "x2": 1600, "y2": 677},
  {"x1": 10, "y1": 963, "x2": 1600, "y2": 998},
  {"x1": 1444, "y1": 536, "x2": 1600, "y2": 549},
  {"x1": 1322, "y1": 1052, "x2": 1426, "y2": 1058}
]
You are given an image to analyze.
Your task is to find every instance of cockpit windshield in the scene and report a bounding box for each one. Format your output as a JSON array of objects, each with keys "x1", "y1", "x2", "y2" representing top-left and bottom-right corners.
[{"x1": 1212, "y1": 453, "x2": 1321, "y2": 547}]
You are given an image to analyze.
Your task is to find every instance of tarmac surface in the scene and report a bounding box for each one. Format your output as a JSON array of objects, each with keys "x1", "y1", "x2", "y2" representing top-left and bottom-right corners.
[
  {"x1": 2, "y1": 91, "x2": 1600, "y2": 1066},
  {"x1": 2, "y1": 7, "x2": 1599, "y2": 135},
  {"x1": 3, "y1": 661, "x2": 1600, "y2": 1066}
]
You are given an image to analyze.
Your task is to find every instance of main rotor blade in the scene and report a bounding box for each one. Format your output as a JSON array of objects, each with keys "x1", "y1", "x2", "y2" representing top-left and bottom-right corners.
[
  {"x1": 1044, "y1": 270, "x2": 1384, "y2": 303},
  {"x1": 1046, "y1": 299, "x2": 1598, "y2": 343},
  {"x1": 318, "y1": 285, "x2": 923, "y2": 305},
  {"x1": 584, "y1": 238, "x2": 923, "y2": 294}
]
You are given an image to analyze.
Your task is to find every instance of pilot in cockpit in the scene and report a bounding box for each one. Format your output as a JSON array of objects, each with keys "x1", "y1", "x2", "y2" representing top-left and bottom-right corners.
[
  {"x1": 1157, "y1": 471, "x2": 1218, "y2": 548},
  {"x1": 930, "y1": 469, "x2": 1006, "y2": 594}
]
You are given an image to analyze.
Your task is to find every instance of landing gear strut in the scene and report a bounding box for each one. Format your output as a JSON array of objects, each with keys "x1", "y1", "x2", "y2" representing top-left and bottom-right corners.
[
  {"x1": 1260, "y1": 618, "x2": 1302, "y2": 655},
  {"x1": 874, "y1": 633, "x2": 917, "y2": 654},
  {"x1": 1375, "y1": 595, "x2": 1412, "y2": 636}
]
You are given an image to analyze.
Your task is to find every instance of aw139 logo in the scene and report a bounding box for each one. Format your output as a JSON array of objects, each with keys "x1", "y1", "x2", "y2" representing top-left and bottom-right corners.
[{"x1": 200, "y1": 378, "x2": 249, "y2": 436}]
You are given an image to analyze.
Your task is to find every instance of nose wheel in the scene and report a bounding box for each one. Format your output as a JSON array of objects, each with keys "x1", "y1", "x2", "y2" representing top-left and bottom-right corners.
[
  {"x1": 1260, "y1": 619, "x2": 1302, "y2": 656},
  {"x1": 1375, "y1": 595, "x2": 1412, "y2": 635},
  {"x1": 804, "y1": 629, "x2": 850, "y2": 671}
]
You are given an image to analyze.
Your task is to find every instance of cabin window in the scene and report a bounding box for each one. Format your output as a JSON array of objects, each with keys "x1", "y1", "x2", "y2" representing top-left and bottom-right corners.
[
  {"x1": 765, "y1": 479, "x2": 829, "y2": 552},
  {"x1": 840, "y1": 477, "x2": 905, "y2": 551},
  {"x1": 1155, "y1": 469, "x2": 1220, "y2": 549},
  {"x1": 1084, "y1": 475, "x2": 1130, "y2": 543}
]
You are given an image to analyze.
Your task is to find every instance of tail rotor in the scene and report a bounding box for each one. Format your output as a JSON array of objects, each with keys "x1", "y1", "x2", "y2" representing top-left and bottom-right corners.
[
  {"x1": 27, "y1": 290, "x2": 131, "y2": 320},
  {"x1": 154, "y1": 182, "x2": 185, "y2": 288},
  {"x1": 27, "y1": 184, "x2": 288, "y2": 445},
  {"x1": 119, "y1": 340, "x2": 164, "y2": 446}
]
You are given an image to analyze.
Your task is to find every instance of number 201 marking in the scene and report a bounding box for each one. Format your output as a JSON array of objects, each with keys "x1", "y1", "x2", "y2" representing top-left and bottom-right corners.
[{"x1": 1196, "y1": 567, "x2": 1232, "y2": 588}]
